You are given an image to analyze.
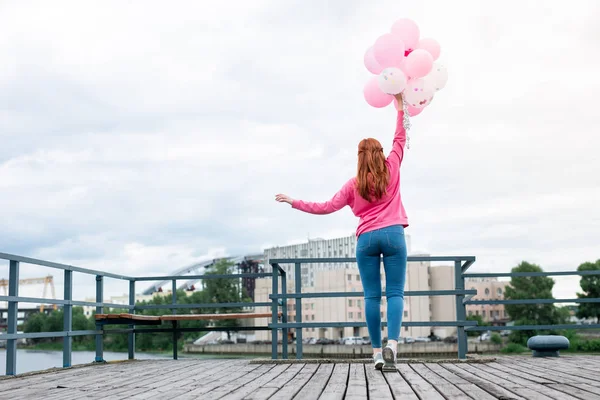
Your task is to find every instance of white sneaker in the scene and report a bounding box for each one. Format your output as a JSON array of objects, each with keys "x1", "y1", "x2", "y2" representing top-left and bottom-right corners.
[
  {"x1": 382, "y1": 343, "x2": 397, "y2": 369},
  {"x1": 373, "y1": 353, "x2": 384, "y2": 370}
]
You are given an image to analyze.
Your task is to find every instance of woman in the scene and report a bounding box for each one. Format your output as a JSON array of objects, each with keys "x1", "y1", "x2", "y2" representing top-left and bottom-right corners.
[{"x1": 275, "y1": 92, "x2": 409, "y2": 370}]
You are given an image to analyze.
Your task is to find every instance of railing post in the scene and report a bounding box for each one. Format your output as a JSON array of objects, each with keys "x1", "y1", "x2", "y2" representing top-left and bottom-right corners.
[
  {"x1": 295, "y1": 262, "x2": 303, "y2": 360},
  {"x1": 172, "y1": 280, "x2": 178, "y2": 360},
  {"x1": 128, "y1": 280, "x2": 135, "y2": 360},
  {"x1": 271, "y1": 265, "x2": 279, "y2": 359},
  {"x1": 281, "y1": 268, "x2": 288, "y2": 359},
  {"x1": 63, "y1": 269, "x2": 73, "y2": 368},
  {"x1": 6, "y1": 260, "x2": 19, "y2": 376},
  {"x1": 95, "y1": 275, "x2": 104, "y2": 363},
  {"x1": 455, "y1": 260, "x2": 467, "y2": 359}
]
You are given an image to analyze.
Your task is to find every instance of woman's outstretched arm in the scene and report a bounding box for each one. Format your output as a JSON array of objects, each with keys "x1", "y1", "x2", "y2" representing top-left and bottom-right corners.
[
  {"x1": 275, "y1": 180, "x2": 352, "y2": 215},
  {"x1": 388, "y1": 93, "x2": 407, "y2": 165}
]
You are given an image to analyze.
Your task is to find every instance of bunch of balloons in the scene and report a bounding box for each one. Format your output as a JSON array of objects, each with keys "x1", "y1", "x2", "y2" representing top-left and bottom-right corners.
[{"x1": 363, "y1": 18, "x2": 448, "y2": 116}]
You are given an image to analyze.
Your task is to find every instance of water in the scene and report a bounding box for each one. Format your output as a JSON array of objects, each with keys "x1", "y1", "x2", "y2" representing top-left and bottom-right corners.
[{"x1": 0, "y1": 349, "x2": 171, "y2": 375}]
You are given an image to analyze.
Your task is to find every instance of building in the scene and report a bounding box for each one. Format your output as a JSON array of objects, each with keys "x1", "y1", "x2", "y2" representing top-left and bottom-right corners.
[
  {"x1": 465, "y1": 278, "x2": 510, "y2": 324},
  {"x1": 264, "y1": 234, "x2": 412, "y2": 287},
  {"x1": 254, "y1": 234, "x2": 460, "y2": 342}
]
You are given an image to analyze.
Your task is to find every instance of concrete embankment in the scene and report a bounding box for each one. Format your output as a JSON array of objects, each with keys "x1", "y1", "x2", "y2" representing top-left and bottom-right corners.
[{"x1": 183, "y1": 342, "x2": 501, "y2": 358}]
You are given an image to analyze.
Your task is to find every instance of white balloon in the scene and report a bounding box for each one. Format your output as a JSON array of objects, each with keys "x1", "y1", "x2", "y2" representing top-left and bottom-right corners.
[
  {"x1": 377, "y1": 68, "x2": 407, "y2": 95},
  {"x1": 404, "y1": 78, "x2": 434, "y2": 109},
  {"x1": 424, "y1": 62, "x2": 448, "y2": 92}
]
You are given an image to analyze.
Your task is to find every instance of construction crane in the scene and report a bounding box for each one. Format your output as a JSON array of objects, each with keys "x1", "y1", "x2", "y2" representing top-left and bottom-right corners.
[{"x1": 0, "y1": 275, "x2": 57, "y2": 311}]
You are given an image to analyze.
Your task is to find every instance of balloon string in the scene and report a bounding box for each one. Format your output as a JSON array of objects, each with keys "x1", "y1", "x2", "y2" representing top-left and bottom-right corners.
[{"x1": 402, "y1": 97, "x2": 411, "y2": 149}]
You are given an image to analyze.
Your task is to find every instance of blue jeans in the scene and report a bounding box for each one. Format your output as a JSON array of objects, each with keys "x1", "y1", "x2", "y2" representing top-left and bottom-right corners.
[{"x1": 356, "y1": 225, "x2": 407, "y2": 348}]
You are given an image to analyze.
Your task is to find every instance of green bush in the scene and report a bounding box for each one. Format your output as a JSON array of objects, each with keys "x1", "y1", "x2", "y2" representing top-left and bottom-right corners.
[
  {"x1": 490, "y1": 333, "x2": 502, "y2": 345},
  {"x1": 500, "y1": 343, "x2": 528, "y2": 354}
]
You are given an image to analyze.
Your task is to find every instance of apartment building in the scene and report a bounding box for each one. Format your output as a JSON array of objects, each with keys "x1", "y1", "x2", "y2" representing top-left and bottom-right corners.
[
  {"x1": 254, "y1": 235, "x2": 459, "y2": 341},
  {"x1": 465, "y1": 278, "x2": 510, "y2": 323}
]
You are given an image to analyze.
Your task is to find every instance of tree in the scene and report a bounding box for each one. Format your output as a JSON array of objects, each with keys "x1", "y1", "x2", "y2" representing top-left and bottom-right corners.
[
  {"x1": 201, "y1": 259, "x2": 251, "y2": 339},
  {"x1": 576, "y1": 260, "x2": 600, "y2": 320},
  {"x1": 504, "y1": 261, "x2": 568, "y2": 344}
]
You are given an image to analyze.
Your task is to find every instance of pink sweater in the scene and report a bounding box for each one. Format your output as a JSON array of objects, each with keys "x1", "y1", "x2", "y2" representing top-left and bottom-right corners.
[{"x1": 292, "y1": 110, "x2": 408, "y2": 237}]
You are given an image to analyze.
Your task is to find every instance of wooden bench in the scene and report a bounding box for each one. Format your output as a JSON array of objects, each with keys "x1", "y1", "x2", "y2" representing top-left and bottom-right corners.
[
  {"x1": 95, "y1": 312, "x2": 280, "y2": 324},
  {"x1": 94, "y1": 312, "x2": 284, "y2": 360}
]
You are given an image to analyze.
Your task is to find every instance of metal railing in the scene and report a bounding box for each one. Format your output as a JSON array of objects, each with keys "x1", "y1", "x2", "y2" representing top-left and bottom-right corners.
[
  {"x1": 267, "y1": 256, "x2": 600, "y2": 360},
  {"x1": 3, "y1": 251, "x2": 600, "y2": 375},
  {"x1": 268, "y1": 256, "x2": 477, "y2": 359},
  {"x1": 0, "y1": 252, "x2": 281, "y2": 376},
  {"x1": 463, "y1": 270, "x2": 600, "y2": 333}
]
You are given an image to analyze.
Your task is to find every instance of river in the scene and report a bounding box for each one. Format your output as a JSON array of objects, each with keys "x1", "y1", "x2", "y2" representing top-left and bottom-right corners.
[{"x1": 0, "y1": 349, "x2": 172, "y2": 375}]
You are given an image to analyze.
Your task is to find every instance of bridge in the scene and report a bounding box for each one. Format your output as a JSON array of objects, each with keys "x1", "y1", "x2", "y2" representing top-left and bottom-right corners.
[{"x1": 141, "y1": 253, "x2": 264, "y2": 298}]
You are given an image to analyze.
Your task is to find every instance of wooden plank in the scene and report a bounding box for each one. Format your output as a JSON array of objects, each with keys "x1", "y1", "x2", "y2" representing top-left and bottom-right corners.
[
  {"x1": 364, "y1": 365, "x2": 394, "y2": 400},
  {"x1": 319, "y1": 363, "x2": 349, "y2": 400},
  {"x1": 517, "y1": 357, "x2": 600, "y2": 384},
  {"x1": 425, "y1": 364, "x2": 497, "y2": 400},
  {"x1": 155, "y1": 363, "x2": 264, "y2": 399},
  {"x1": 485, "y1": 362, "x2": 557, "y2": 384},
  {"x1": 242, "y1": 364, "x2": 305, "y2": 400},
  {"x1": 476, "y1": 363, "x2": 581, "y2": 400},
  {"x1": 202, "y1": 364, "x2": 277, "y2": 399},
  {"x1": 177, "y1": 364, "x2": 274, "y2": 399},
  {"x1": 381, "y1": 368, "x2": 418, "y2": 400},
  {"x1": 95, "y1": 313, "x2": 160, "y2": 321},
  {"x1": 269, "y1": 364, "x2": 319, "y2": 400},
  {"x1": 212, "y1": 364, "x2": 291, "y2": 400},
  {"x1": 160, "y1": 312, "x2": 281, "y2": 321},
  {"x1": 411, "y1": 364, "x2": 471, "y2": 399},
  {"x1": 345, "y1": 364, "x2": 368, "y2": 400},
  {"x1": 292, "y1": 363, "x2": 334, "y2": 400},
  {"x1": 397, "y1": 364, "x2": 445, "y2": 400},
  {"x1": 501, "y1": 357, "x2": 600, "y2": 387},
  {"x1": 544, "y1": 384, "x2": 600, "y2": 400},
  {"x1": 443, "y1": 363, "x2": 528, "y2": 400},
  {"x1": 454, "y1": 363, "x2": 555, "y2": 400}
]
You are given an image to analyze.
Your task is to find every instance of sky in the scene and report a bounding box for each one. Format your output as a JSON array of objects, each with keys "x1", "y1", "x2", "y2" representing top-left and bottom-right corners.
[{"x1": 1, "y1": 0, "x2": 599, "y2": 302}]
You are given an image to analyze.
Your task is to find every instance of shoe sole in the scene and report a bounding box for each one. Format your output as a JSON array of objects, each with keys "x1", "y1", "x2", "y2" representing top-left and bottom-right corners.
[
  {"x1": 382, "y1": 347, "x2": 396, "y2": 372},
  {"x1": 374, "y1": 360, "x2": 384, "y2": 370},
  {"x1": 382, "y1": 347, "x2": 395, "y2": 364}
]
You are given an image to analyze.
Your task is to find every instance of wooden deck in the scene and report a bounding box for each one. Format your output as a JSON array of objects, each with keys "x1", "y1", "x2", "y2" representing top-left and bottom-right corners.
[{"x1": 1, "y1": 356, "x2": 600, "y2": 399}]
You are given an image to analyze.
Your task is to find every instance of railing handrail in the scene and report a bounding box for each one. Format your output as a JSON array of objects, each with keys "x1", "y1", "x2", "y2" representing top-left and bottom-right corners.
[
  {"x1": 0, "y1": 252, "x2": 284, "y2": 376},
  {"x1": 3, "y1": 251, "x2": 599, "y2": 376},
  {"x1": 0, "y1": 252, "x2": 132, "y2": 280},
  {"x1": 268, "y1": 256, "x2": 600, "y2": 361},
  {"x1": 465, "y1": 270, "x2": 600, "y2": 278}
]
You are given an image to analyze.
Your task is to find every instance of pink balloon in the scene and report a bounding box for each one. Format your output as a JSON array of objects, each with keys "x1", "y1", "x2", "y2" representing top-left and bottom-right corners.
[
  {"x1": 404, "y1": 49, "x2": 433, "y2": 78},
  {"x1": 364, "y1": 46, "x2": 383, "y2": 74},
  {"x1": 391, "y1": 18, "x2": 420, "y2": 51},
  {"x1": 364, "y1": 77, "x2": 393, "y2": 108},
  {"x1": 408, "y1": 105, "x2": 423, "y2": 116},
  {"x1": 393, "y1": 98, "x2": 424, "y2": 116},
  {"x1": 417, "y1": 38, "x2": 441, "y2": 60},
  {"x1": 404, "y1": 78, "x2": 434, "y2": 109},
  {"x1": 373, "y1": 33, "x2": 405, "y2": 68}
]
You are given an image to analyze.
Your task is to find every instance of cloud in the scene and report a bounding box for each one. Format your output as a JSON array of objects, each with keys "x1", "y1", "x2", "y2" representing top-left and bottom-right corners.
[{"x1": 1, "y1": 0, "x2": 599, "y2": 301}]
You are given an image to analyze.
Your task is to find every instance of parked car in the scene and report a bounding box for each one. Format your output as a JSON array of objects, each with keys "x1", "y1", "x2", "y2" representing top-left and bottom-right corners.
[
  {"x1": 343, "y1": 336, "x2": 367, "y2": 345},
  {"x1": 478, "y1": 332, "x2": 491, "y2": 341},
  {"x1": 362, "y1": 336, "x2": 372, "y2": 345},
  {"x1": 443, "y1": 336, "x2": 458, "y2": 343},
  {"x1": 403, "y1": 336, "x2": 415, "y2": 344},
  {"x1": 415, "y1": 337, "x2": 431, "y2": 343},
  {"x1": 315, "y1": 338, "x2": 335, "y2": 345}
]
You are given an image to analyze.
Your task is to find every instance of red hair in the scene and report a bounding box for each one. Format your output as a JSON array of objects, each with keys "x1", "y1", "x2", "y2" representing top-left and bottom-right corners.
[{"x1": 356, "y1": 138, "x2": 389, "y2": 202}]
